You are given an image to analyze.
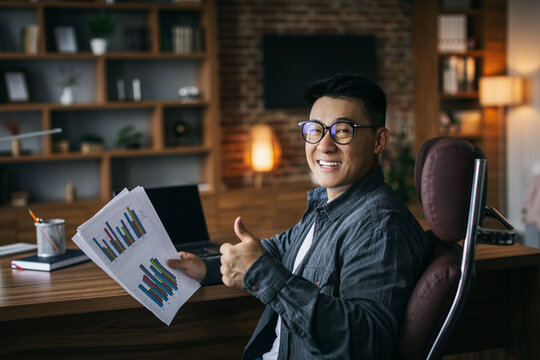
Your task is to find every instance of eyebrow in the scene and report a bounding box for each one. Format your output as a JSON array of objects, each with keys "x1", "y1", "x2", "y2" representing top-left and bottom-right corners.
[{"x1": 308, "y1": 117, "x2": 356, "y2": 123}]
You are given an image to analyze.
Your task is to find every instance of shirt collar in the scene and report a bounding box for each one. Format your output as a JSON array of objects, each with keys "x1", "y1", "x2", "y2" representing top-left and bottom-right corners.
[{"x1": 307, "y1": 166, "x2": 385, "y2": 221}]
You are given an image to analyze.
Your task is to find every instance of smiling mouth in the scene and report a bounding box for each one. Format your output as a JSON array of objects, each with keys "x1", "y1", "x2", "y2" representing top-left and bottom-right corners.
[{"x1": 318, "y1": 160, "x2": 341, "y2": 168}]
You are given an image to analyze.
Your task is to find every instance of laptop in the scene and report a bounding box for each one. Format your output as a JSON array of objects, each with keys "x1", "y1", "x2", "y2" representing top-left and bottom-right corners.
[{"x1": 144, "y1": 184, "x2": 221, "y2": 258}]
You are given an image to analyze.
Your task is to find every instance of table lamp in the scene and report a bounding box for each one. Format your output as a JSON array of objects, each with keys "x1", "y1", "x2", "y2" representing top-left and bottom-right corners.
[
  {"x1": 479, "y1": 75, "x2": 524, "y2": 212},
  {"x1": 248, "y1": 124, "x2": 280, "y2": 189}
]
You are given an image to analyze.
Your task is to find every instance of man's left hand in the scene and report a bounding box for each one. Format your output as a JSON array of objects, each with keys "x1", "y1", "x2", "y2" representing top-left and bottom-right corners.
[{"x1": 220, "y1": 217, "x2": 265, "y2": 288}]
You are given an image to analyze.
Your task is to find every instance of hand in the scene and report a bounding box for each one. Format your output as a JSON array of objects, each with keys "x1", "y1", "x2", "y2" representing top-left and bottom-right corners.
[
  {"x1": 220, "y1": 217, "x2": 265, "y2": 288},
  {"x1": 167, "y1": 252, "x2": 206, "y2": 283}
]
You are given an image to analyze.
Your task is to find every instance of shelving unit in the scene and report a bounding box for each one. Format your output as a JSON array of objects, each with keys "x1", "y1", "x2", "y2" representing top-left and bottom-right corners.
[
  {"x1": 413, "y1": 0, "x2": 507, "y2": 210},
  {"x1": 0, "y1": 0, "x2": 221, "y2": 208}
]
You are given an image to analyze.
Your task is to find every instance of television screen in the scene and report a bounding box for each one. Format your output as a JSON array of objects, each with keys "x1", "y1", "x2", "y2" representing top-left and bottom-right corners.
[{"x1": 262, "y1": 35, "x2": 377, "y2": 109}]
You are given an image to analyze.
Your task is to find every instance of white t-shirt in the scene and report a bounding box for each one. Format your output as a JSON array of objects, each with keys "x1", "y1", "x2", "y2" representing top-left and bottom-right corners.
[{"x1": 262, "y1": 223, "x2": 315, "y2": 360}]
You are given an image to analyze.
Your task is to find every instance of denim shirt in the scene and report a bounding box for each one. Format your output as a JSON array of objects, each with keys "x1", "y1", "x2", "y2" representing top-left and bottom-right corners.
[{"x1": 203, "y1": 167, "x2": 428, "y2": 360}]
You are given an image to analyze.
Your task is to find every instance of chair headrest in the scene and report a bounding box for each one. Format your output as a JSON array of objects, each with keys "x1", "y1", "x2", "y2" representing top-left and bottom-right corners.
[{"x1": 414, "y1": 137, "x2": 485, "y2": 242}]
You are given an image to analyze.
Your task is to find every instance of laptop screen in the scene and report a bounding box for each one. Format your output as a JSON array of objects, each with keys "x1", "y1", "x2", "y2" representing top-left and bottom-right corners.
[{"x1": 144, "y1": 184, "x2": 211, "y2": 246}]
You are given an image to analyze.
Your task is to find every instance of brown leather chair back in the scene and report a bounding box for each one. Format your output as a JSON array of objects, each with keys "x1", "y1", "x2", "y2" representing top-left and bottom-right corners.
[{"x1": 395, "y1": 137, "x2": 483, "y2": 360}]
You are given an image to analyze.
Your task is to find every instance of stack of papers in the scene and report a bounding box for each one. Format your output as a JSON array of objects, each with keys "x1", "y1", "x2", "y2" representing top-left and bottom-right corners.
[{"x1": 72, "y1": 186, "x2": 200, "y2": 325}]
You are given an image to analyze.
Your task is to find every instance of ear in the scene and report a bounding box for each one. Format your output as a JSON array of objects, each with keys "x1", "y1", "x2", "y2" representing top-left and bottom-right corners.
[{"x1": 374, "y1": 127, "x2": 389, "y2": 155}]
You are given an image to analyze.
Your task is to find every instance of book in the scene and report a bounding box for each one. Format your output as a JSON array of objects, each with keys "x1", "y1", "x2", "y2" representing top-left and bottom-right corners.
[
  {"x1": 11, "y1": 249, "x2": 89, "y2": 272},
  {"x1": 438, "y1": 14, "x2": 467, "y2": 52},
  {"x1": 21, "y1": 25, "x2": 39, "y2": 54},
  {"x1": 172, "y1": 26, "x2": 203, "y2": 53}
]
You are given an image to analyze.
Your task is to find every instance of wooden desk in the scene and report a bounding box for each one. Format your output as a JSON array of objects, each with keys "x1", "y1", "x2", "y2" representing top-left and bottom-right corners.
[
  {"x1": 0, "y1": 254, "x2": 264, "y2": 359},
  {"x1": 1, "y1": 243, "x2": 539, "y2": 359},
  {"x1": 445, "y1": 244, "x2": 540, "y2": 359}
]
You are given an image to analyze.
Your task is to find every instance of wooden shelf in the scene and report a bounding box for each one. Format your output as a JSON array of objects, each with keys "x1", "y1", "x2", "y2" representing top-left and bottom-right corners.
[
  {"x1": 439, "y1": 9, "x2": 483, "y2": 16},
  {"x1": 439, "y1": 50, "x2": 485, "y2": 58},
  {"x1": 0, "y1": 1, "x2": 205, "y2": 11},
  {"x1": 413, "y1": 0, "x2": 508, "y2": 210},
  {"x1": 0, "y1": 146, "x2": 211, "y2": 164},
  {"x1": 0, "y1": 52, "x2": 207, "y2": 60},
  {"x1": 440, "y1": 91, "x2": 479, "y2": 99},
  {"x1": 0, "y1": 100, "x2": 209, "y2": 112},
  {"x1": 0, "y1": 0, "x2": 221, "y2": 204}
]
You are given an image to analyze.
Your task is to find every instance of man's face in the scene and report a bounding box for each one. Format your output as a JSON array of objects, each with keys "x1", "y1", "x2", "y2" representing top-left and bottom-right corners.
[{"x1": 306, "y1": 96, "x2": 388, "y2": 201}]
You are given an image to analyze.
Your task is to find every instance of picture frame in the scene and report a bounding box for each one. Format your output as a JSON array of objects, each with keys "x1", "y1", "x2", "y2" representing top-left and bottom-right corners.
[
  {"x1": 3, "y1": 71, "x2": 29, "y2": 103},
  {"x1": 54, "y1": 26, "x2": 78, "y2": 53}
]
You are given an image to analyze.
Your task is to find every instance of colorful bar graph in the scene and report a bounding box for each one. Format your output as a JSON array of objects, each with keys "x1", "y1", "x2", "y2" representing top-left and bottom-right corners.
[
  {"x1": 139, "y1": 258, "x2": 178, "y2": 307},
  {"x1": 94, "y1": 206, "x2": 148, "y2": 262}
]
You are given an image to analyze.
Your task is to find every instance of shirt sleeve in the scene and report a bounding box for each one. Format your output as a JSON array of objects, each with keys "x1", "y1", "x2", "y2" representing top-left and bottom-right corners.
[
  {"x1": 201, "y1": 255, "x2": 222, "y2": 286},
  {"x1": 242, "y1": 216, "x2": 426, "y2": 359}
]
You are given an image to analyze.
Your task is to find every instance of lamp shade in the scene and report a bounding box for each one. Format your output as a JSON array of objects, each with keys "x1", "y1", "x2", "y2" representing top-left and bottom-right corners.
[
  {"x1": 479, "y1": 76, "x2": 524, "y2": 106},
  {"x1": 249, "y1": 124, "x2": 280, "y2": 172}
]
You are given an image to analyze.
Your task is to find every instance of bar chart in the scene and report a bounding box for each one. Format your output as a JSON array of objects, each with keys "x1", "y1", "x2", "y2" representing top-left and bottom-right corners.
[
  {"x1": 138, "y1": 258, "x2": 178, "y2": 307},
  {"x1": 92, "y1": 206, "x2": 147, "y2": 262}
]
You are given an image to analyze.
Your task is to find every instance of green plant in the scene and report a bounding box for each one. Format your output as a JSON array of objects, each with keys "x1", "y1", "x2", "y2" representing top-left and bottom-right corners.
[
  {"x1": 58, "y1": 68, "x2": 80, "y2": 88},
  {"x1": 116, "y1": 125, "x2": 143, "y2": 148},
  {"x1": 384, "y1": 132, "x2": 416, "y2": 204},
  {"x1": 88, "y1": 12, "x2": 115, "y2": 38},
  {"x1": 58, "y1": 74, "x2": 79, "y2": 88},
  {"x1": 80, "y1": 134, "x2": 103, "y2": 144}
]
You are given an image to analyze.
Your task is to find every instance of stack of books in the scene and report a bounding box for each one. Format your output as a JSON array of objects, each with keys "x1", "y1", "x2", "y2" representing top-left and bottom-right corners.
[
  {"x1": 441, "y1": 56, "x2": 476, "y2": 94},
  {"x1": 438, "y1": 14, "x2": 467, "y2": 52},
  {"x1": 172, "y1": 26, "x2": 204, "y2": 53}
]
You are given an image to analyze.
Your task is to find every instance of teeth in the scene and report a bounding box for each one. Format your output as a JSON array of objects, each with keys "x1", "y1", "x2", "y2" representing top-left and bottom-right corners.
[{"x1": 319, "y1": 160, "x2": 341, "y2": 167}]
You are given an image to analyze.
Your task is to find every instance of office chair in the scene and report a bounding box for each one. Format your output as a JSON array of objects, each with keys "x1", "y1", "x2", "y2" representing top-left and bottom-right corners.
[{"x1": 394, "y1": 137, "x2": 517, "y2": 360}]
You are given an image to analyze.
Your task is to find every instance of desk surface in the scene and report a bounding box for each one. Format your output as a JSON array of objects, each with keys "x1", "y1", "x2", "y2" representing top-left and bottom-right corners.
[{"x1": 1, "y1": 242, "x2": 540, "y2": 323}]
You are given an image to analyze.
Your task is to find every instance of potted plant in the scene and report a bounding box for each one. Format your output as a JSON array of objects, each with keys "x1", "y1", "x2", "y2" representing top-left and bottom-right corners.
[
  {"x1": 384, "y1": 132, "x2": 415, "y2": 204},
  {"x1": 88, "y1": 12, "x2": 115, "y2": 55},
  {"x1": 80, "y1": 134, "x2": 104, "y2": 154},
  {"x1": 116, "y1": 125, "x2": 143, "y2": 149}
]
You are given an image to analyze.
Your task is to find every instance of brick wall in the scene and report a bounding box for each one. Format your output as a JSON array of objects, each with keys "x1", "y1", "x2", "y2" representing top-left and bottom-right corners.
[{"x1": 216, "y1": 0, "x2": 414, "y2": 189}]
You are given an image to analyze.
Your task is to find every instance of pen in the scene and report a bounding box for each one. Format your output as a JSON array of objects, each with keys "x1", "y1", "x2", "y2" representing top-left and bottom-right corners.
[
  {"x1": 28, "y1": 209, "x2": 41, "y2": 223},
  {"x1": 28, "y1": 209, "x2": 59, "y2": 252}
]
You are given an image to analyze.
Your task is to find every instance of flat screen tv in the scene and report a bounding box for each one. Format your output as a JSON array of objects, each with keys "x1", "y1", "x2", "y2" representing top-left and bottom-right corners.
[{"x1": 262, "y1": 34, "x2": 377, "y2": 109}]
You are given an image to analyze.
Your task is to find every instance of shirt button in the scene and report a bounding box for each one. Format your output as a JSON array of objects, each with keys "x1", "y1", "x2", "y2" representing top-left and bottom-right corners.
[
  {"x1": 252, "y1": 285, "x2": 259, "y2": 292},
  {"x1": 315, "y1": 281, "x2": 320, "y2": 286}
]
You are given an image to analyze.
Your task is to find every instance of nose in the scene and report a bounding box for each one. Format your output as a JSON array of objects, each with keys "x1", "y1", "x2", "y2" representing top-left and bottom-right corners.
[{"x1": 316, "y1": 129, "x2": 337, "y2": 153}]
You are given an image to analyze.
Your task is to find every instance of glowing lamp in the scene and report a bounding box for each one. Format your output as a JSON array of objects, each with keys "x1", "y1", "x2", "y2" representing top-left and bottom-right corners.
[
  {"x1": 479, "y1": 76, "x2": 523, "y2": 107},
  {"x1": 479, "y1": 75, "x2": 524, "y2": 212},
  {"x1": 248, "y1": 124, "x2": 280, "y2": 188}
]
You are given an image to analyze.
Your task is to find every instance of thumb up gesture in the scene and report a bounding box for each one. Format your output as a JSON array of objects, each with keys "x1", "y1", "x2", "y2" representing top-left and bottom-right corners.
[{"x1": 220, "y1": 217, "x2": 265, "y2": 288}]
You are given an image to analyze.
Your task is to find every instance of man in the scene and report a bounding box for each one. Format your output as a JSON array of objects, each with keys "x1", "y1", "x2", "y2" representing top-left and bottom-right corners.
[{"x1": 168, "y1": 73, "x2": 428, "y2": 359}]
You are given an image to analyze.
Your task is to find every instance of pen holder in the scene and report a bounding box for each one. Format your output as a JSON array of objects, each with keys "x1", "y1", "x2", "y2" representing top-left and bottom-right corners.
[{"x1": 35, "y1": 219, "x2": 66, "y2": 257}]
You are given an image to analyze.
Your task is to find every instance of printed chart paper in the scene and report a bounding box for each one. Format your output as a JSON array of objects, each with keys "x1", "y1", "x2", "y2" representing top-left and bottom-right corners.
[{"x1": 72, "y1": 186, "x2": 200, "y2": 325}]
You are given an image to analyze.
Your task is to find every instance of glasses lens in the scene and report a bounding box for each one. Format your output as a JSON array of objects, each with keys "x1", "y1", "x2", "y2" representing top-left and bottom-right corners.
[
  {"x1": 302, "y1": 121, "x2": 324, "y2": 143},
  {"x1": 330, "y1": 122, "x2": 354, "y2": 144}
]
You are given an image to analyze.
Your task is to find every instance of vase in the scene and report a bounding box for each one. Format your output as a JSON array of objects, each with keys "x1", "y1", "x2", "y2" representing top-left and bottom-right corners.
[
  {"x1": 60, "y1": 86, "x2": 74, "y2": 105},
  {"x1": 90, "y1": 38, "x2": 108, "y2": 55},
  {"x1": 11, "y1": 138, "x2": 21, "y2": 157}
]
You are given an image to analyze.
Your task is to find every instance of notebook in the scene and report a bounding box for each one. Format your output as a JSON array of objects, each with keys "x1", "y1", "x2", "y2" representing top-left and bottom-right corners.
[
  {"x1": 144, "y1": 184, "x2": 221, "y2": 258},
  {"x1": 11, "y1": 249, "x2": 89, "y2": 271}
]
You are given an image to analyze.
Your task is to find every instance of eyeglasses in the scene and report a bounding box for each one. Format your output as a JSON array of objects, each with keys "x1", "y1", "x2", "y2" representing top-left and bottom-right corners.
[{"x1": 298, "y1": 120, "x2": 378, "y2": 145}]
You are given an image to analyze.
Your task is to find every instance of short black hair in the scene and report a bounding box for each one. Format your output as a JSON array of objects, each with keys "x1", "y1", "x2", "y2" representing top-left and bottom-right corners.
[{"x1": 303, "y1": 73, "x2": 386, "y2": 128}]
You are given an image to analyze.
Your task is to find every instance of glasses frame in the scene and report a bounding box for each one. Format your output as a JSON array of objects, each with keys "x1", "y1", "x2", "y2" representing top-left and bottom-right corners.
[{"x1": 298, "y1": 120, "x2": 378, "y2": 145}]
